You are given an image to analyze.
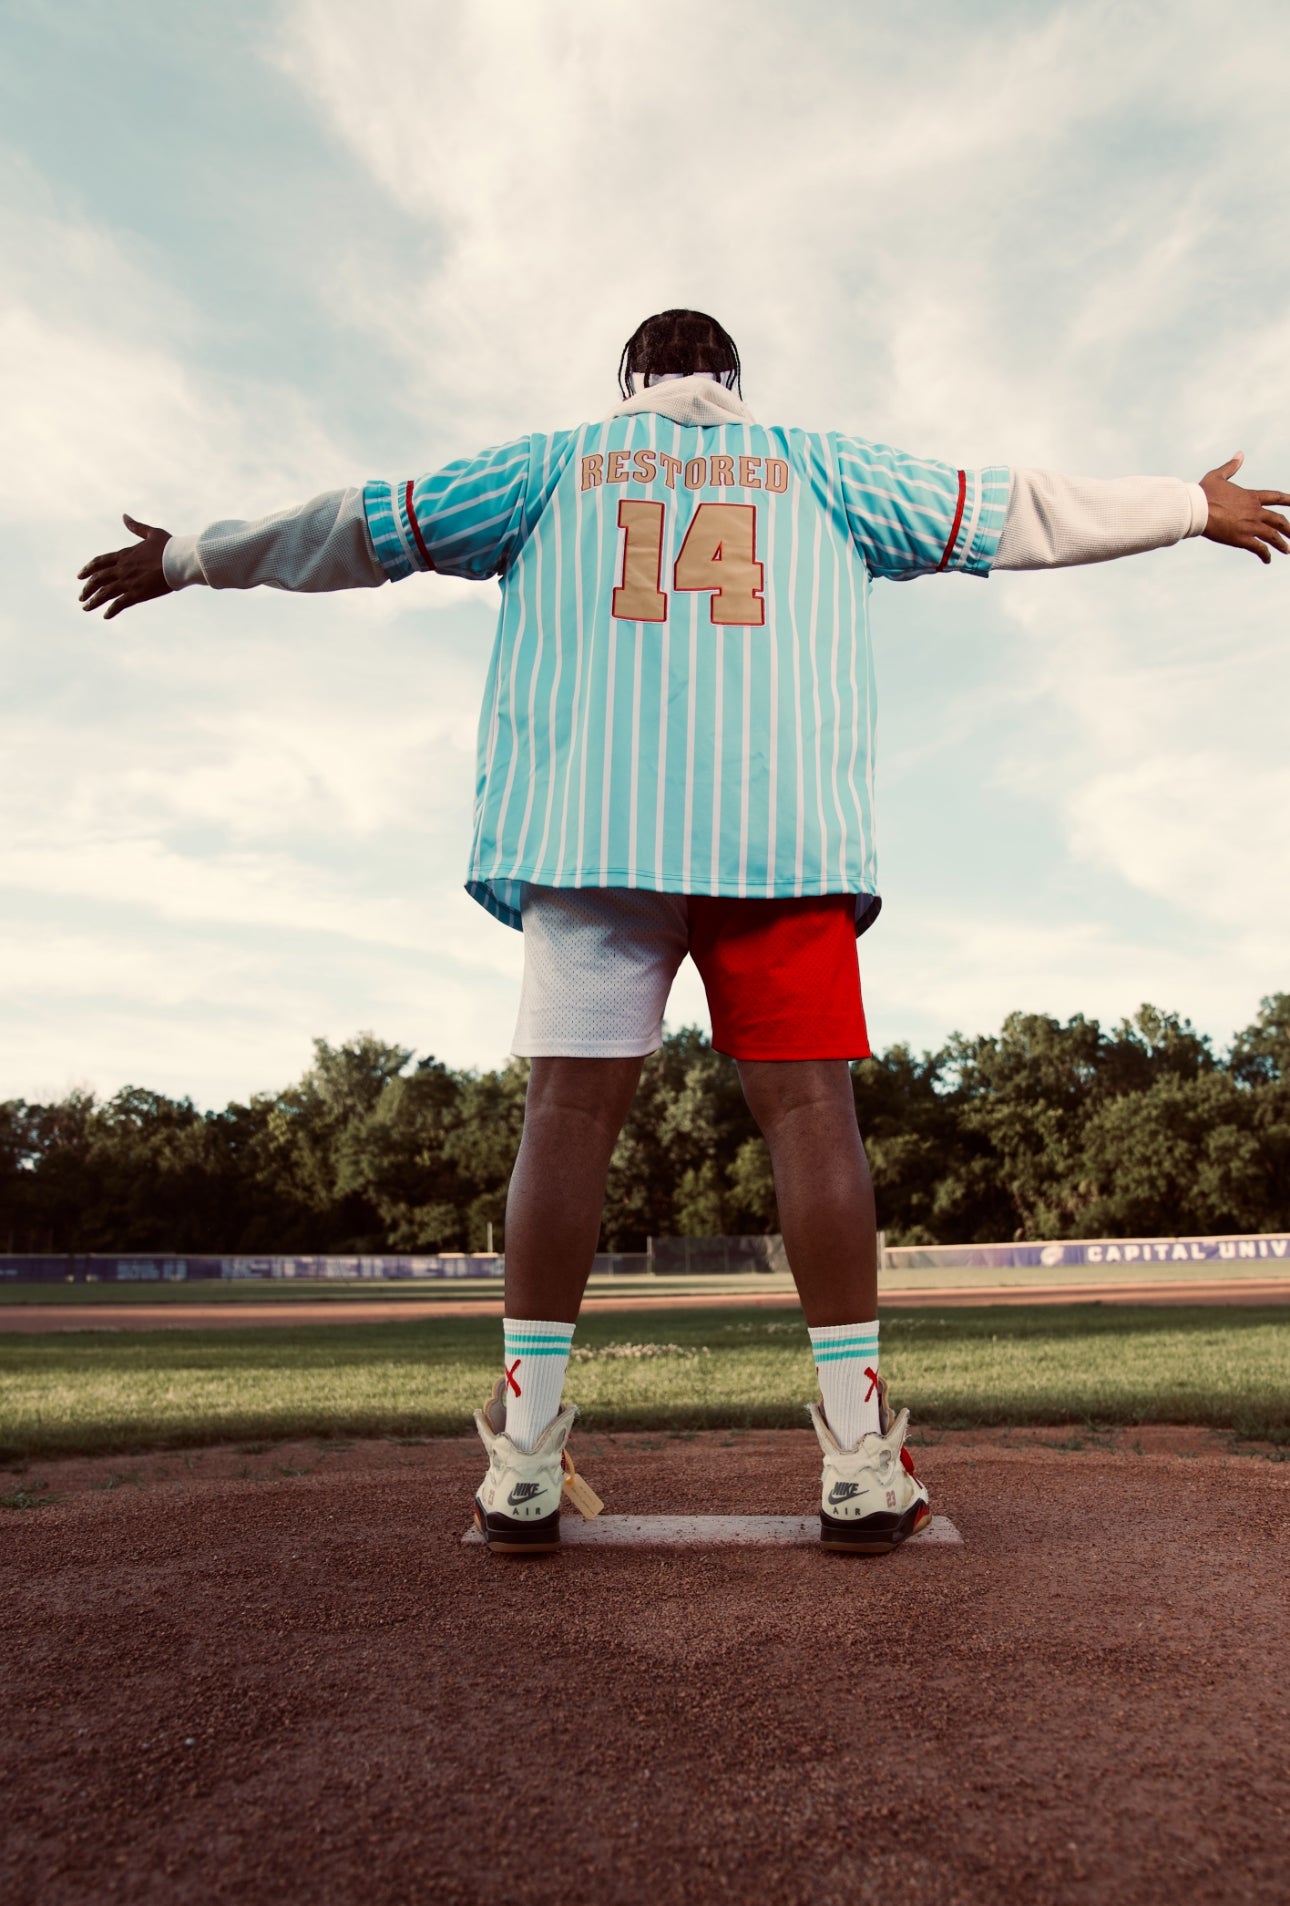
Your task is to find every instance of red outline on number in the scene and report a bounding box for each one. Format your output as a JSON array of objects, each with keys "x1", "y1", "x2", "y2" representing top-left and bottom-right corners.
[
  {"x1": 404, "y1": 480, "x2": 436, "y2": 572},
  {"x1": 612, "y1": 498, "x2": 668, "y2": 623},
  {"x1": 937, "y1": 470, "x2": 967, "y2": 571},
  {"x1": 675, "y1": 501, "x2": 766, "y2": 627}
]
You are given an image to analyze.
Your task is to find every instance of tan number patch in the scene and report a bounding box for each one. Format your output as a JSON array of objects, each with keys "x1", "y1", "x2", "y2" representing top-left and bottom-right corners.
[
  {"x1": 612, "y1": 500, "x2": 765, "y2": 627},
  {"x1": 611, "y1": 499, "x2": 667, "y2": 623},
  {"x1": 674, "y1": 502, "x2": 765, "y2": 626}
]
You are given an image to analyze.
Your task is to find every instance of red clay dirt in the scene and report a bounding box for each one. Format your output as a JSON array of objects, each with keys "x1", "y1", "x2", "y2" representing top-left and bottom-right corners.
[
  {"x1": 2, "y1": 1429, "x2": 1287, "y2": 1905},
  {"x1": 3, "y1": 1277, "x2": 1289, "y2": 1330}
]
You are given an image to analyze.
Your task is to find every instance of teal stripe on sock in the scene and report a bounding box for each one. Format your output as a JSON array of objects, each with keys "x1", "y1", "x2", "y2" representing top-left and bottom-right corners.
[{"x1": 813, "y1": 1347, "x2": 878, "y2": 1363}]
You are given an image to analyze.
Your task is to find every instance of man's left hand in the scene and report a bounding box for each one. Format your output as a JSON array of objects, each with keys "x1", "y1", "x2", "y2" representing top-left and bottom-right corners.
[
  {"x1": 78, "y1": 514, "x2": 173, "y2": 618},
  {"x1": 1200, "y1": 454, "x2": 1290, "y2": 564}
]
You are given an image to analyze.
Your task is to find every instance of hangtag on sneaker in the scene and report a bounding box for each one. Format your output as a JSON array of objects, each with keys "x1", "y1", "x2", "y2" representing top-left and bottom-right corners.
[{"x1": 561, "y1": 1449, "x2": 603, "y2": 1519}]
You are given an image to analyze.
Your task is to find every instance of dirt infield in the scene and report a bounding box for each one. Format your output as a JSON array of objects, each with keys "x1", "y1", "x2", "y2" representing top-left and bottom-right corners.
[
  {"x1": 3, "y1": 1276, "x2": 1289, "y2": 1331},
  {"x1": 3, "y1": 1430, "x2": 1287, "y2": 1905}
]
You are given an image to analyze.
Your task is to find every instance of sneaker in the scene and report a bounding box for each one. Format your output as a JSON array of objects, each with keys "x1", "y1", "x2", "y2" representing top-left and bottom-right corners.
[
  {"x1": 807, "y1": 1372, "x2": 931, "y2": 1554},
  {"x1": 472, "y1": 1376, "x2": 592, "y2": 1554}
]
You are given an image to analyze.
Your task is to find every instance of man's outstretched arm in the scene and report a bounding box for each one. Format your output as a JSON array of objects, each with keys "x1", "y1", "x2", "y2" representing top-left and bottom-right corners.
[
  {"x1": 995, "y1": 452, "x2": 1290, "y2": 571},
  {"x1": 78, "y1": 488, "x2": 384, "y2": 619},
  {"x1": 76, "y1": 433, "x2": 548, "y2": 620}
]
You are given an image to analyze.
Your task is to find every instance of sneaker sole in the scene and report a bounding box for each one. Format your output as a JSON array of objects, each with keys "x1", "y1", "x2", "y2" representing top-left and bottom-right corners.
[
  {"x1": 819, "y1": 1499, "x2": 932, "y2": 1554},
  {"x1": 473, "y1": 1498, "x2": 561, "y2": 1554}
]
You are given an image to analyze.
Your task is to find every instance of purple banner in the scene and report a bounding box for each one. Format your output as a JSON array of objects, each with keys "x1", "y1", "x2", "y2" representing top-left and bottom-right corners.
[{"x1": 883, "y1": 1233, "x2": 1290, "y2": 1274}]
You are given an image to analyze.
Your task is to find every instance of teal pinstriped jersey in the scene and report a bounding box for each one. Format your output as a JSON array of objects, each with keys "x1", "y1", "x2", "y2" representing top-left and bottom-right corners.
[{"x1": 363, "y1": 417, "x2": 1010, "y2": 931}]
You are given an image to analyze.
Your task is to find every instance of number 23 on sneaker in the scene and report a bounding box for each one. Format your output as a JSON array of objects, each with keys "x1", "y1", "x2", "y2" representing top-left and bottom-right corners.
[
  {"x1": 472, "y1": 1376, "x2": 603, "y2": 1554},
  {"x1": 808, "y1": 1372, "x2": 931, "y2": 1555}
]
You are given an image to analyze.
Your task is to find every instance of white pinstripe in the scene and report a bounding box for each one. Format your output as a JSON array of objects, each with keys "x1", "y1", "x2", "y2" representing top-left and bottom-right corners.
[
  {"x1": 533, "y1": 432, "x2": 576, "y2": 875},
  {"x1": 511, "y1": 438, "x2": 553, "y2": 863},
  {"x1": 788, "y1": 477, "x2": 805, "y2": 890},
  {"x1": 682, "y1": 594, "x2": 699, "y2": 889}
]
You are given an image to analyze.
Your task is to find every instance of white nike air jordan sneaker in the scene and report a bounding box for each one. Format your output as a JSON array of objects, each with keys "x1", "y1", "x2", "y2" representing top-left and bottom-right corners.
[
  {"x1": 808, "y1": 1373, "x2": 931, "y2": 1554},
  {"x1": 472, "y1": 1376, "x2": 587, "y2": 1553}
]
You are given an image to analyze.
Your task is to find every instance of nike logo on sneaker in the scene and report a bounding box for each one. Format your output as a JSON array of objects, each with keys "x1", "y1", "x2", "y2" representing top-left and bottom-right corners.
[
  {"x1": 828, "y1": 1482, "x2": 862, "y2": 1504},
  {"x1": 508, "y1": 1482, "x2": 543, "y2": 1506}
]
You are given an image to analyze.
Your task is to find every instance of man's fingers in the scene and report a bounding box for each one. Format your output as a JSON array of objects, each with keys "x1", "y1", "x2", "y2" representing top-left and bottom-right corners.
[
  {"x1": 103, "y1": 593, "x2": 140, "y2": 620},
  {"x1": 1256, "y1": 490, "x2": 1290, "y2": 507},
  {"x1": 1259, "y1": 509, "x2": 1290, "y2": 538},
  {"x1": 80, "y1": 583, "x2": 122, "y2": 612},
  {"x1": 122, "y1": 512, "x2": 156, "y2": 539},
  {"x1": 1203, "y1": 452, "x2": 1245, "y2": 484},
  {"x1": 77, "y1": 552, "x2": 115, "y2": 581},
  {"x1": 1240, "y1": 535, "x2": 1272, "y2": 564}
]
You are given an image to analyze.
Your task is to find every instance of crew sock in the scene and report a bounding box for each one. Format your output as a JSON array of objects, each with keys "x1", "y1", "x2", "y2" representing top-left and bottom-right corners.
[
  {"x1": 500, "y1": 1317, "x2": 575, "y2": 1453},
  {"x1": 808, "y1": 1320, "x2": 881, "y2": 1447}
]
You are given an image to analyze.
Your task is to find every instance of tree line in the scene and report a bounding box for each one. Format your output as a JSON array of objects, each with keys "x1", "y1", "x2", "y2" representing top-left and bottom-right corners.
[{"x1": 3, "y1": 996, "x2": 1288, "y2": 1255}]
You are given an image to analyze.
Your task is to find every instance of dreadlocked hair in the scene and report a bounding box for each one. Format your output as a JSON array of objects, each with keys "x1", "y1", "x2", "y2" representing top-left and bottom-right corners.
[{"x1": 617, "y1": 309, "x2": 741, "y2": 399}]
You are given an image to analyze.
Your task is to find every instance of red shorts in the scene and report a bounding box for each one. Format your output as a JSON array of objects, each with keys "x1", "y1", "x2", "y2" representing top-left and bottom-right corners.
[{"x1": 688, "y1": 893, "x2": 870, "y2": 1061}]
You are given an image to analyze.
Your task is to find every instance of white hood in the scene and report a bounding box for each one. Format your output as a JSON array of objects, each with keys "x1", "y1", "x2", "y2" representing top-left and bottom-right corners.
[{"x1": 603, "y1": 373, "x2": 757, "y2": 428}]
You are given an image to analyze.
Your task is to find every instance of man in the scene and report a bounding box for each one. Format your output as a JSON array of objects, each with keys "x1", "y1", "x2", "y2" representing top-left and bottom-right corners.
[{"x1": 79, "y1": 308, "x2": 1289, "y2": 1555}]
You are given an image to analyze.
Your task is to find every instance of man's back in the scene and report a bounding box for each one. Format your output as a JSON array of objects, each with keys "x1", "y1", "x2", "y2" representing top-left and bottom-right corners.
[{"x1": 362, "y1": 376, "x2": 1009, "y2": 928}]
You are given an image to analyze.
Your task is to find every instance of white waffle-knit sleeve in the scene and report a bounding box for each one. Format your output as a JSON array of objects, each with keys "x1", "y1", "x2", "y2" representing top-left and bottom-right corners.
[
  {"x1": 995, "y1": 470, "x2": 1208, "y2": 570},
  {"x1": 161, "y1": 486, "x2": 386, "y2": 592}
]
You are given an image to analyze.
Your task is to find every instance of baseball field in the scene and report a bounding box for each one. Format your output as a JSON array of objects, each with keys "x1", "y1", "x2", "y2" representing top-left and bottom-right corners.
[{"x1": 2, "y1": 1288, "x2": 1288, "y2": 1904}]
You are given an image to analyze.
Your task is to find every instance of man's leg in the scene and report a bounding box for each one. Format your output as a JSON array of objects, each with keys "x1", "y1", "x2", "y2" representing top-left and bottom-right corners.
[
  {"x1": 504, "y1": 1055, "x2": 643, "y2": 1321},
  {"x1": 736, "y1": 1057, "x2": 876, "y2": 1327},
  {"x1": 472, "y1": 1056, "x2": 641, "y2": 1549},
  {"x1": 738, "y1": 1056, "x2": 888, "y2": 1449},
  {"x1": 473, "y1": 891, "x2": 682, "y2": 1548},
  {"x1": 739, "y1": 1054, "x2": 928, "y2": 1549}
]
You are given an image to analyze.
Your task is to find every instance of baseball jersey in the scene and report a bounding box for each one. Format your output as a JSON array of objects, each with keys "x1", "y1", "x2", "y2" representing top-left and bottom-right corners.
[{"x1": 363, "y1": 410, "x2": 1010, "y2": 931}]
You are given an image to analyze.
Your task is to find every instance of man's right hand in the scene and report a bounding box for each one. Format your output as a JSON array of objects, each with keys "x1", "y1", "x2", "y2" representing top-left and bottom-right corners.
[
  {"x1": 78, "y1": 514, "x2": 173, "y2": 618},
  {"x1": 1200, "y1": 454, "x2": 1290, "y2": 564}
]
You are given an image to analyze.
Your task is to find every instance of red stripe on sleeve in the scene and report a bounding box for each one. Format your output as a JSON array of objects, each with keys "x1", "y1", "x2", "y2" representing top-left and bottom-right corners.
[
  {"x1": 937, "y1": 470, "x2": 967, "y2": 572},
  {"x1": 404, "y1": 479, "x2": 435, "y2": 571}
]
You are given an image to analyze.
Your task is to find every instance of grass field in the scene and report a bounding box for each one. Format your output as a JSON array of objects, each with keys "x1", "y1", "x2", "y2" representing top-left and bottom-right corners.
[
  {"x1": 1, "y1": 1304, "x2": 1286, "y2": 1461},
  {"x1": 0, "y1": 1275, "x2": 784, "y2": 1305}
]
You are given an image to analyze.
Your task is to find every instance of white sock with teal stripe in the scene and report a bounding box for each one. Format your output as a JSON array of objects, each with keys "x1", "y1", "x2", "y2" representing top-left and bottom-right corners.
[
  {"x1": 808, "y1": 1319, "x2": 881, "y2": 1448},
  {"x1": 501, "y1": 1317, "x2": 575, "y2": 1453}
]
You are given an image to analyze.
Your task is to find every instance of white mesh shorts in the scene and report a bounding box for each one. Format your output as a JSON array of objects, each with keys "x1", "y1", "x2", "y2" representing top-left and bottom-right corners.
[{"x1": 512, "y1": 886, "x2": 690, "y2": 1058}]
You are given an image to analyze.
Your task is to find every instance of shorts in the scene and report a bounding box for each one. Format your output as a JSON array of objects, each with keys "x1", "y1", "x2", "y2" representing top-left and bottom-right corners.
[{"x1": 512, "y1": 886, "x2": 871, "y2": 1062}]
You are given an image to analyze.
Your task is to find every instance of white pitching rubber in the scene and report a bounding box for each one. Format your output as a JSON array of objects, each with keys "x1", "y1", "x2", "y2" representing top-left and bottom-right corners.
[{"x1": 463, "y1": 1512, "x2": 962, "y2": 1548}]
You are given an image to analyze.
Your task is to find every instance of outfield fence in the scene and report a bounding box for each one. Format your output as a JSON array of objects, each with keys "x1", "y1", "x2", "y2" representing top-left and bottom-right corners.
[
  {"x1": 881, "y1": 1232, "x2": 1290, "y2": 1274},
  {"x1": 1, "y1": 1230, "x2": 1288, "y2": 1284}
]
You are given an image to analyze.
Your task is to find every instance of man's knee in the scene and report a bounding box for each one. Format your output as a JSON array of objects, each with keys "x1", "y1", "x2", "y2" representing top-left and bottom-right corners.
[
  {"x1": 737, "y1": 1058, "x2": 856, "y2": 1137},
  {"x1": 524, "y1": 1055, "x2": 643, "y2": 1140}
]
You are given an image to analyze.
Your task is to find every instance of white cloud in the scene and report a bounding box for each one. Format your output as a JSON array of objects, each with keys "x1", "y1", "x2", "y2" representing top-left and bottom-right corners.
[
  {"x1": 1067, "y1": 754, "x2": 1290, "y2": 932},
  {"x1": 6, "y1": 2, "x2": 1290, "y2": 1108},
  {"x1": 861, "y1": 898, "x2": 1273, "y2": 1058}
]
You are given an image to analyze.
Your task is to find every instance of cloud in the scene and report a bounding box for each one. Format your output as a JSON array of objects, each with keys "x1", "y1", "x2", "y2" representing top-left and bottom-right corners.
[
  {"x1": 6, "y1": 1, "x2": 1290, "y2": 1110},
  {"x1": 1067, "y1": 754, "x2": 1290, "y2": 934},
  {"x1": 861, "y1": 897, "x2": 1272, "y2": 1059}
]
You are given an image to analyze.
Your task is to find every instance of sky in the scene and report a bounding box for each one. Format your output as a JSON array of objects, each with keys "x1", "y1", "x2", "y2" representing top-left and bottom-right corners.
[{"x1": 4, "y1": 0, "x2": 1290, "y2": 1109}]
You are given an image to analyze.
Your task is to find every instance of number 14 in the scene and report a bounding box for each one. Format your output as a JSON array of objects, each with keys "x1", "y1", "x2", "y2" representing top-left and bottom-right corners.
[{"x1": 612, "y1": 500, "x2": 765, "y2": 627}]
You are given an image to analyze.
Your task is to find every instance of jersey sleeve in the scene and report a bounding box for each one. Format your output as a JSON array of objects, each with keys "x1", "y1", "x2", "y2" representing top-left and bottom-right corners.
[
  {"x1": 362, "y1": 432, "x2": 576, "y2": 584},
  {"x1": 832, "y1": 434, "x2": 1012, "y2": 581}
]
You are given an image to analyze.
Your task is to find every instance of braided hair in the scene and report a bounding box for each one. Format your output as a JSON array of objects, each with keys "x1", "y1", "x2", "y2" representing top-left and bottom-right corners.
[{"x1": 617, "y1": 308, "x2": 742, "y2": 399}]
